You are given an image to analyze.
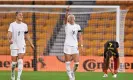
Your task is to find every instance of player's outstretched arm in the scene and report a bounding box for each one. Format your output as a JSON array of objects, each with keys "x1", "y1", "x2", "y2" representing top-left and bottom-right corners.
[{"x1": 25, "y1": 33, "x2": 35, "y2": 50}]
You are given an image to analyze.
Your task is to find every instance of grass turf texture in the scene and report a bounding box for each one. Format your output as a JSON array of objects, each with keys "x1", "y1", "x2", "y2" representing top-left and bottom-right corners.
[{"x1": 0, "y1": 71, "x2": 132, "y2": 80}]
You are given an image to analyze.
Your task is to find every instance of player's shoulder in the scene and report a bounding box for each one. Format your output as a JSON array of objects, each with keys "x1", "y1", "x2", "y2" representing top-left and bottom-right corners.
[
  {"x1": 21, "y1": 22, "x2": 27, "y2": 26},
  {"x1": 65, "y1": 23, "x2": 69, "y2": 26},
  {"x1": 10, "y1": 21, "x2": 16, "y2": 25},
  {"x1": 74, "y1": 23, "x2": 80, "y2": 26}
]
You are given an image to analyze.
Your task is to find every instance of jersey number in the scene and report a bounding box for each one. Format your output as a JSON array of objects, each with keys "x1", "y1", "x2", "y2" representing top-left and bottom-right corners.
[
  {"x1": 18, "y1": 31, "x2": 20, "y2": 36},
  {"x1": 109, "y1": 43, "x2": 112, "y2": 47}
]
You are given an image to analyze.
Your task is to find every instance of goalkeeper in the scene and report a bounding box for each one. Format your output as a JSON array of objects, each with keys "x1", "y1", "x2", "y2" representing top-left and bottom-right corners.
[{"x1": 103, "y1": 40, "x2": 120, "y2": 78}]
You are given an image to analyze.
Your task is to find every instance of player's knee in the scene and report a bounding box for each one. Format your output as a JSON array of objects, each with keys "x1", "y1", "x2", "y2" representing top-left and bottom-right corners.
[
  {"x1": 73, "y1": 56, "x2": 79, "y2": 62},
  {"x1": 65, "y1": 54, "x2": 72, "y2": 62},
  {"x1": 12, "y1": 57, "x2": 17, "y2": 62},
  {"x1": 65, "y1": 59, "x2": 71, "y2": 62},
  {"x1": 18, "y1": 54, "x2": 24, "y2": 59}
]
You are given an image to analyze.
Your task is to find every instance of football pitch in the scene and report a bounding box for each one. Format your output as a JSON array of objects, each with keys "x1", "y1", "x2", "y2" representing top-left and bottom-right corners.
[{"x1": 0, "y1": 71, "x2": 132, "y2": 80}]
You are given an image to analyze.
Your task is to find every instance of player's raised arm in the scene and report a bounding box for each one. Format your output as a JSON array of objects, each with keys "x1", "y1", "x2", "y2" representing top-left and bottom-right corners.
[{"x1": 65, "y1": 6, "x2": 70, "y2": 24}]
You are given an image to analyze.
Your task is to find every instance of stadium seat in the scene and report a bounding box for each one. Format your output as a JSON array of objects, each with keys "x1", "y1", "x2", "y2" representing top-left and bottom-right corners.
[
  {"x1": 83, "y1": 27, "x2": 95, "y2": 32},
  {"x1": 124, "y1": 40, "x2": 133, "y2": 47},
  {"x1": 90, "y1": 13, "x2": 101, "y2": 19},
  {"x1": 124, "y1": 48, "x2": 132, "y2": 56},
  {"x1": 130, "y1": 49, "x2": 133, "y2": 56},
  {"x1": 0, "y1": 46, "x2": 10, "y2": 55},
  {"x1": 97, "y1": 48, "x2": 104, "y2": 56},
  {"x1": 85, "y1": 48, "x2": 98, "y2": 56},
  {"x1": 95, "y1": 26, "x2": 104, "y2": 32},
  {"x1": 125, "y1": 33, "x2": 133, "y2": 40},
  {"x1": 125, "y1": 19, "x2": 131, "y2": 26}
]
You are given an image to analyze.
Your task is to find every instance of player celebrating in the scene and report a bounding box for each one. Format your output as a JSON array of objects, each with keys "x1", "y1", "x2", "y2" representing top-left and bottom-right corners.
[
  {"x1": 7, "y1": 11, "x2": 34, "y2": 80},
  {"x1": 64, "y1": 7, "x2": 83, "y2": 80},
  {"x1": 103, "y1": 40, "x2": 120, "y2": 78}
]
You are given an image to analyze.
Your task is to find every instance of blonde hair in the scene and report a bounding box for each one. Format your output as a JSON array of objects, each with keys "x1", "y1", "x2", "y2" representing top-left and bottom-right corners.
[{"x1": 67, "y1": 14, "x2": 75, "y2": 21}]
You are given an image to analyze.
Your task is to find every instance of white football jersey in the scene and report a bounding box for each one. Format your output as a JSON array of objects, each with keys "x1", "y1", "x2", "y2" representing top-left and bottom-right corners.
[
  {"x1": 8, "y1": 21, "x2": 28, "y2": 49},
  {"x1": 64, "y1": 23, "x2": 81, "y2": 47}
]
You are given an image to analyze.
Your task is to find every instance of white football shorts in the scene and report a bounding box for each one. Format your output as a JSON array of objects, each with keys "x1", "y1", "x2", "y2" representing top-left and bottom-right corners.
[
  {"x1": 64, "y1": 45, "x2": 79, "y2": 54},
  {"x1": 11, "y1": 46, "x2": 26, "y2": 56}
]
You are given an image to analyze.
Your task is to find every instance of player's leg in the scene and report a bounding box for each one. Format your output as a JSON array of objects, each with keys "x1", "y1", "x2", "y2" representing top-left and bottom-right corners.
[
  {"x1": 103, "y1": 51, "x2": 110, "y2": 77},
  {"x1": 113, "y1": 53, "x2": 119, "y2": 78},
  {"x1": 65, "y1": 54, "x2": 73, "y2": 80},
  {"x1": 71, "y1": 54, "x2": 79, "y2": 80},
  {"x1": 17, "y1": 47, "x2": 25, "y2": 80},
  {"x1": 17, "y1": 53, "x2": 24, "y2": 80},
  {"x1": 11, "y1": 50, "x2": 18, "y2": 80},
  {"x1": 64, "y1": 45, "x2": 73, "y2": 80},
  {"x1": 103, "y1": 58, "x2": 108, "y2": 77},
  {"x1": 71, "y1": 46, "x2": 79, "y2": 80},
  {"x1": 72, "y1": 54, "x2": 79, "y2": 72}
]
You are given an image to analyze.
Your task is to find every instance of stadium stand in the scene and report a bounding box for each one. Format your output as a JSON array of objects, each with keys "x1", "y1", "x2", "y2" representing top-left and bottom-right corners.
[{"x1": 0, "y1": 1, "x2": 133, "y2": 56}]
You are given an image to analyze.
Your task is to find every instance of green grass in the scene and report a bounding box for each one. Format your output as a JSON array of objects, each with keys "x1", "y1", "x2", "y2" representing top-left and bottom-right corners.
[{"x1": 0, "y1": 71, "x2": 132, "y2": 80}]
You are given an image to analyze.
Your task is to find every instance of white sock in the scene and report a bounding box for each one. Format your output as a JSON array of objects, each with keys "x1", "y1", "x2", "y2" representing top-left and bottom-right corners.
[
  {"x1": 17, "y1": 59, "x2": 23, "y2": 79},
  {"x1": 66, "y1": 61, "x2": 72, "y2": 79},
  {"x1": 11, "y1": 62, "x2": 17, "y2": 77},
  {"x1": 73, "y1": 62, "x2": 79, "y2": 72}
]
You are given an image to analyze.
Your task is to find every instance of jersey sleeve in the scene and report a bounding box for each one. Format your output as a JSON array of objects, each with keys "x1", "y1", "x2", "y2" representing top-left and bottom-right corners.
[
  {"x1": 78, "y1": 25, "x2": 81, "y2": 30},
  {"x1": 24, "y1": 24, "x2": 28, "y2": 34},
  {"x1": 78, "y1": 25, "x2": 82, "y2": 32},
  {"x1": 8, "y1": 23, "x2": 13, "y2": 32},
  {"x1": 25, "y1": 24, "x2": 28, "y2": 32}
]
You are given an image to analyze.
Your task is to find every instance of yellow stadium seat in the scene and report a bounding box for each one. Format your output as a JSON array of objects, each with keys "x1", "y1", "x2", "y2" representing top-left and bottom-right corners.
[
  {"x1": 130, "y1": 49, "x2": 133, "y2": 56},
  {"x1": 127, "y1": 27, "x2": 133, "y2": 33},
  {"x1": 97, "y1": 48, "x2": 104, "y2": 56},
  {"x1": 95, "y1": 26, "x2": 104, "y2": 33},
  {"x1": 124, "y1": 48, "x2": 131, "y2": 56},
  {"x1": 83, "y1": 27, "x2": 95, "y2": 32},
  {"x1": 90, "y1": 13, "x2": 101, "y2": 19},
  {"x1": 125, "y1": 33, "x2": 132, "y2": 40},
  {"x1": 124, "y1": 40, "x2": 133, "y2": 47}
]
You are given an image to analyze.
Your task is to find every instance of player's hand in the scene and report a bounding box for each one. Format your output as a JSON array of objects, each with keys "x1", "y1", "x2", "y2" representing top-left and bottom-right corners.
[
  {"x1": 9, "y1": 40, "x2": 13, "y2": 44},
  {"x1": 66, "y1": 6, "x2": 70, "y2": 12},
  {"x1": 81, "y1": 45, "x2": 85, "y2": 55},
  {"x1": 31, "y1": 44, "x2": 35, "y2": 50}
]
